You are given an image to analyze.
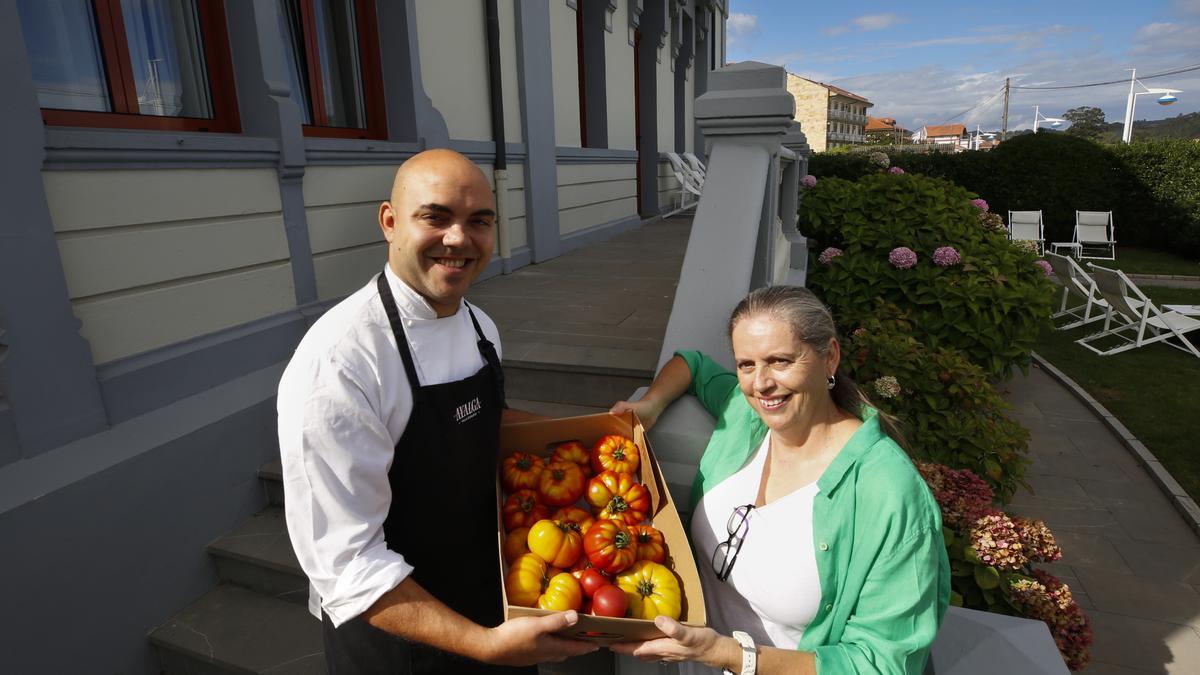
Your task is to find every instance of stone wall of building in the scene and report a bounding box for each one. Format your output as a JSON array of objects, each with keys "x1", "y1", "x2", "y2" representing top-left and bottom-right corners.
[{"x1": 787, "y1": 74, "x2": 828, "y2": 152}]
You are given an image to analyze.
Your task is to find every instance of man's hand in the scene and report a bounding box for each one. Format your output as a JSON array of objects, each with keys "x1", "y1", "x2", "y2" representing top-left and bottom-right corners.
[{"x1": 482, "y1": 611, "x2": 599, "y2": 666}]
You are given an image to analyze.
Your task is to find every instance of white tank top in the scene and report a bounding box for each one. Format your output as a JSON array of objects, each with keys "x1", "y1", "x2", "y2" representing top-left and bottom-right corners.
[{"x1": 682, "y1": 432, "x2": 822, "y2": 673}]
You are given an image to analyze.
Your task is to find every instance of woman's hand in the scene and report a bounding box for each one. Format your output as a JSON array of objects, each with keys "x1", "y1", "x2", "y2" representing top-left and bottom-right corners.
[
  {"x1": 608, "y1": 398, "x2": 665, "y2": 431},
  {"x1": 608, "y1": 616, "x2": 739, "y2": 669}
]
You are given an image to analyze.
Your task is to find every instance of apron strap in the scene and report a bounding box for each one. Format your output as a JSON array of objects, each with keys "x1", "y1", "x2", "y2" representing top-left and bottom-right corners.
[
  {"x1": 465, "y1": 301, "x2": 508, "y2": 410},
  {"x1": 376, "y1": 272, "x2": 421, "y2": 391}
]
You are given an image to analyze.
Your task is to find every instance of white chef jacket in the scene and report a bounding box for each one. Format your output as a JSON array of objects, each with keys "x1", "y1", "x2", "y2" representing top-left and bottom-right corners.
[{"x1": 277, "y1": 265, "x2": 502, "y2": 626}]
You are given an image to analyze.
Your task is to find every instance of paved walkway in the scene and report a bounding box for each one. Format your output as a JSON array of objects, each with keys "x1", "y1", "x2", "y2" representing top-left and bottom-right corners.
[{"x1": 1003, "y1": 366, "x2": 1200, "y2": 674}]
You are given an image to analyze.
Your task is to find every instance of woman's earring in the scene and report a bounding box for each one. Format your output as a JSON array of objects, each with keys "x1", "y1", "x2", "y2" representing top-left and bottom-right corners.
[{"x1": 827, "y1": 374, "x2": 836, "y2": 390}]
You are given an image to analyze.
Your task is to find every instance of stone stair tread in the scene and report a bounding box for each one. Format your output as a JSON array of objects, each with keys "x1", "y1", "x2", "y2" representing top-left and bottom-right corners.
[
  {"x1": 150, "y1": 583, "x2": 323, "y2": 674},
  {"x1": 259, "y1": 460, "x2": 282, "y2": 482},
  {"x1": 208, "y1": 506, "x2": 301, "y2": 575}
]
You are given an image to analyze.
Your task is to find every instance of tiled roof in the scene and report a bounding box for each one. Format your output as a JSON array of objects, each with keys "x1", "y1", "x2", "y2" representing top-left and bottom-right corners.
[
  {"x1": 790, "y1": 74, "x2": 872, "y2": 105},
  {"x1": 923, "y1": 123, "x2": 967, "y2": 138},
  {"x1": 866, "y1": 116, "x2": 907, "y2": 132}
]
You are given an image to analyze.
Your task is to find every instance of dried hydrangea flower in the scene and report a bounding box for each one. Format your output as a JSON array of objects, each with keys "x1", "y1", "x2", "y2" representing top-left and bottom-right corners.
[
  {"x1": 873, "y1": 375, "x2": 901, "y2": 399},
  {"x1": 868, "y1": 151, "x2": 890, "y2": 168}
]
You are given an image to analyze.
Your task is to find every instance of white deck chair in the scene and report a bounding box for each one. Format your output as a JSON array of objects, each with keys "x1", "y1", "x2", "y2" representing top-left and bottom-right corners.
[
  {"x1": 1075, "y1": 211, "x2": 1116, "y2": 260},
  {"x1": 1044, "y1": 252, "x2": 1136, "y2": 330},
  {"x1": 665, "y1": 152, "x2": 702, "y2": 208},
  {"x1": 1076, "y1": 264, "x2": 1200, "y2": 358},
  {"x1": 683, "y1": 152, "x2": 707, "y2": 183},
  {"x1": 1008, "y1": 211, "x2": 1045, "y2": 255}
]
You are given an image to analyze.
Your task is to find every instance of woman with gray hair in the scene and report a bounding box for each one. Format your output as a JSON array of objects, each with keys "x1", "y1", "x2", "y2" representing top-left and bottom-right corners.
[{"x1": 609, "y1": 285, "x2": 949, "y2": 675}]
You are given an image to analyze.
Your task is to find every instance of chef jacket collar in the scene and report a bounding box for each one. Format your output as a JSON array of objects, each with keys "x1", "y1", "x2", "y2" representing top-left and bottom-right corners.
[{"x1": 382, "y1": 264, "x2": 463, "y2": 321}]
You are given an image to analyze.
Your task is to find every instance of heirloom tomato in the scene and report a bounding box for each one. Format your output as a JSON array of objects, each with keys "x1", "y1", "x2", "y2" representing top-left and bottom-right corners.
[
  {"x1": 576, "y1": 567, "x2": 609, "y2": 598},
  {"x1": 505, "y1": 553, "x2": 578, "y2": 610},
  {"x1": 527, "y1": 519, "x2": 583, "y2": 568},
  {"x1": 537, "y1": 461, "x2": 586, "y2": 507},
  {"x1": 504, "y1": 526, "x2": 531, "y2": 563},
  {"x1": 552, "y1": 506, "x2": 594, "y2": 536},
  {"x1": 591, "y1": 435, "x2": 640, "y2": 475},
  {"x1": 585, "y1": 470, "x2": 651, "y2": 526},
  {"x1": 501, "y1": 451, "x2": 543, "y2": 492},
  {"x1": 631, "y1": 524, "x2": 666, "y2": 563},
  {"x1": 502, "y1": 489, "x2": 549, "y2": 532},
  {"x1": 591, "y1": 583, "x2": 629, "y2": 618},
  {"x1": 550, "y1": 441, "x2": 593, "y2": 478},
  {"x1": 616, "y1": 560, "x2": 681, "y2": 621},
  {"x1": 583, "y1": 519, "x2": 638, "y2": 575}
]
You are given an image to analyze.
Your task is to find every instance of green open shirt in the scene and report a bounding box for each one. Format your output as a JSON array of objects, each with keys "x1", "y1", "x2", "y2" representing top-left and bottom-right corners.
[{"x1": 677, "y1": 350, "x2": 951, "y2": 675}]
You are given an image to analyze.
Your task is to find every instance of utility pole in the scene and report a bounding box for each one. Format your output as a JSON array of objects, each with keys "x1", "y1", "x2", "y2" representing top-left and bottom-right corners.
[{"x1": 1001, "y1": 77, "x2": 1010, "y2": 142}]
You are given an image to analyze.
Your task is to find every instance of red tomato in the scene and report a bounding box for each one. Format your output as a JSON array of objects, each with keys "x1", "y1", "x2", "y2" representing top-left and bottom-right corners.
[
  {"x1": 631, "y1": 524, "x2": 667, "y2": 563},
  {"x1": 502, "y1": 489, "x2": 549, "y2": 532},
  {"x1": 591, "y1": 584, "x2": 628, "y2": 618},
  {"x1": 583, "y1": 519, "x2": 638, "y2": 574},
  {"x1": 585, "y1": 470, "x2": 651, "y2": 526},
  {"x1": 591, "y1": 435, "x2": 640, "y2": 475},
  {"x1": 501, "y1": 451, "x2": 544, "y2": 492},
  {"x1": 550, "y1": 441, "x2": 593, "y2": 479},
  {"x1": 537, "y1": 461, "x2": 587, "y2": 507},
  {"x1": 577, "y1": 567, "x2": 609, "y2": 598}
]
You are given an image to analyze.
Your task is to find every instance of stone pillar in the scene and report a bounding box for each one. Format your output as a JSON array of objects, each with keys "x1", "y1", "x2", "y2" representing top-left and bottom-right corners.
[
  {"x1": 515, "y1": 0, "x2": 561, "y2": 262},
  {"x1": 779, "y1": 121, "x2": 811, "y2": 286}
]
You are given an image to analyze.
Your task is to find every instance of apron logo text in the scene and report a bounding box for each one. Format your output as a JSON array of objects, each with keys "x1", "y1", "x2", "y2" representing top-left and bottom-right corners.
[{"x1": 453, "y1": 397, "x2": 482, "y2": 424}]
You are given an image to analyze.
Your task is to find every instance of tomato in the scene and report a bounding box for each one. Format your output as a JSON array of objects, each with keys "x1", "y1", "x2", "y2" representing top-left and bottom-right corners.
[
  {"x1": 550, "y1": 441, "x2": 593, "y2": 479},
  {"x1": 501, "y1": 451, "x2": 544, "y2": 492},
  {"x1": 591, "y1": 583, "x2": 629, "y2": 618},
  {"x1": 585, "y1": 470, "x2": 651, "y2": 526},
  {"x1": 502, "y1": 489, "x2": 550, "y2": 532},
  {"x1": 616, "y1": 560, "x2": 681, "y2": 621},
  {"x1": 591, "y1": 435, "x2": 640, "y2": 475},
  {"x1": 505, "y1": 554, "x2": 579, "y2": 611},
  {"x1": 504, "y1": 526, "x2": 531, "y2": 563},
  {"x1": 631, "y1": 524, "x2": 667, "y2": 563},
  {"x1": 537, "y1": 461, "x2": 587, "y2": 507},
  {"x1": 527, "y1": 519, "x2": 583, "y2": 568},
  {"x1": 552, "y1": 506, "x2": 595, "y2": 537},
  {"x1": 576, "y1": 567, "x2": 609, "y2": 598},
  {"x1": 583, "y1": 519, "x2": 638, "y2": 575}
]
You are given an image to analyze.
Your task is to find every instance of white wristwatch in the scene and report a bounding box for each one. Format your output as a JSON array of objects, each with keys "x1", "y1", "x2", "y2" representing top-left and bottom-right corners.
[{"x1": 723, "y1": 631, "x2": 757, "y2": 675}]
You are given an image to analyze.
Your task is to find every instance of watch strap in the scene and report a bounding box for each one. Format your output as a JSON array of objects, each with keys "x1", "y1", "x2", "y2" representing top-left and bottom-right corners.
[{"x1": 722, "y1": 631, "x2": 756, "y2": 675}]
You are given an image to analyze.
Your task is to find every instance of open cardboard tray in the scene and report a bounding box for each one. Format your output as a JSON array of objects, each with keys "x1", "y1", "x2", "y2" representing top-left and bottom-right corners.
[{"x1": 496, "y1": 412, "x2": 707, "y2": 643}]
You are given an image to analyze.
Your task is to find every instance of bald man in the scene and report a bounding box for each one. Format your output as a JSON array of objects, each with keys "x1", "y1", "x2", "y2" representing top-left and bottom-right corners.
[{"x1": 278, "y1": 150, "x2": 596, "y2": 673}]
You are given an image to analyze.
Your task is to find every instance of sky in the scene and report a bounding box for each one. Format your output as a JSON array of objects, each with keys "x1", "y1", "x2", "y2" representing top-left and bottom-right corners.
[{"x1": 725, "y1": 0, "x2": 1200, "y2": 133}]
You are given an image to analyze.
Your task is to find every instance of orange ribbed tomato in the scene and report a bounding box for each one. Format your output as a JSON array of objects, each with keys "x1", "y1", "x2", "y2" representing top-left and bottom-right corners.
[
  {"x1": 527, "y1": 519, "x2": 583, "y2": 568},
  {"x1": 585, "y1": 470, "x2": 651, "y2": 526},
  {"x1": 504, "y1": 527, "x2": 531, "y2": 563},
  {"x1": 616, "y1": 560, "x2": 681, "y2": 620},
  {"x1": 502, "y1": 489, "x2": 549, "y2": 532},
  {"x1": 590, "y1": 435, "x2": 640, "y2": 475},
  {"x1": 501, "y1": 451, "x2": 544, "y2": 492},
  {"x1": 631, "y1": 524, "x2": 667, "y2": 563},
  {"x1": 537, "y1": 461, "x2": 586, "y2": 507},
  {"x1": 550, "y1": 441, "x2": 593, "y2": 479},
  {"x1": 583, "y1": 519, "x2": 638, "y2": 575},
  {"x1": 552, "y1": 506, "x2": 595, "y2": 537}
]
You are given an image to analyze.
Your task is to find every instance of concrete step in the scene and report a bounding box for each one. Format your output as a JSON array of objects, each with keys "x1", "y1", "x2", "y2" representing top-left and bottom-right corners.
[
  {"x1": 504, "y1": 360, "x2": 651, "y2": 409},
  {"x1": 150, "y1": 583, "x2": 324, "y2": 675},
  {"x1": 207, "y1": 506, "x2": 308, "y2": 604},
  {"x1": 259, "y1": 460, "x2": 284, "y2": 505}
]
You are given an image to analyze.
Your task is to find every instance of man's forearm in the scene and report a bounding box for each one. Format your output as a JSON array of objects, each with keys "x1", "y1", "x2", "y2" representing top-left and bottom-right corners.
[{"x1": 362, "y1": 577, "x2": 494, "y2": 662}]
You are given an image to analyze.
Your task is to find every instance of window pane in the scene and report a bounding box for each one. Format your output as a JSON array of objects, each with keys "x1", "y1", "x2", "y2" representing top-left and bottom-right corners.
[
  {"x1": 277, "y1": 0, "x2": 313, "y2": 124},
  {"x1": 120, "y1": 0, "x2": 213, "y2": 117},
  {"x1": 17, "y1": 0, "x2": 112, "y2": 112},
  {"x1": 313, "y1": 0, "x2": 366, "y2": 128}
]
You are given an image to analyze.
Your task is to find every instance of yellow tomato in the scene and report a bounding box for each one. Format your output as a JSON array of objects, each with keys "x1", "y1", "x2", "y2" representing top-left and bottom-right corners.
[
  {"x1": 616, "y1": 560, "x2": 681, "y2": 620},
  {"x1": 527, "y1": 519, "x2": 583, "y2": 568},
  {"x1": 504, "y1": 554, "x2": 579, "y2": 611},
  {"x1": 504, "y1": 527, "x2": 531, "y2": 563},
  {"x1": 537, "y1": 572, "x2": 583, "y2": 612}
]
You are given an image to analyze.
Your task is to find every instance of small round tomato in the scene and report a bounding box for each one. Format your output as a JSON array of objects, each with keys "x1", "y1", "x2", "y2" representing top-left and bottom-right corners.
[
  {"x1": 527, "y1": 519, "x2": 583, "y2": 568},
  {"x1": 631, "y1": 524, "x2": 666, "y2": 563},
  {"x1": 550, "y1": 441, "x2": 593, "y2": 479},
  {"x1": 552, "y1": 506, "x2": 595, "y2": 537},
  {"x1": 537, "y1": 461, "x2": 587, "y2": 507},
  {"x1": 504, "y1": 526, "x2": 531, "y2": 563},
  {"x1": 591, "y1": 435, "x2": 640, "y2": 475},
  {"x1": 576, "y1": 567, "x2": 609, "y2": 598},
  {"x1": 501, "y1": 451, "x2": 544, "y2": 493},
  {"x1": 583, "y1": 519, "x2": 638, "y2": 575},
  {"x1": 616, "y1": 560, "x2": 681, "y2": 621},
  {"x1": 585, "y1": 470, "x2": 651, "y2": 526},
  {"x1": 538, "y1": 572, "x2": 583, "y2": 612},
  {"x1": 591, "y1": 583, "x2": 629, "y2": 618},
  {"x1": 502, "y1": 489, "x2": 549, "y2": 532}
]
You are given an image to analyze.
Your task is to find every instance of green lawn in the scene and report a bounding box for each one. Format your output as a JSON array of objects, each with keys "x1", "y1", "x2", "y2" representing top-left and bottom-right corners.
[
  {"x1": 1106, "y1": 246, "x2": 1200, "y2": 277},
  {"x1": 1035, "y1": 284, "x2": 1200, "y2": 501}
]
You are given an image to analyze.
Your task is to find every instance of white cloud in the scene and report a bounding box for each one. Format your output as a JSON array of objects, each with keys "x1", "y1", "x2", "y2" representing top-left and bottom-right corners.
[
  {"x1": 728, "y1": 12, "x2": 758, "y2": 35},
  {"x1": 1131, "y1": 22, "x2": 1200, "y2": 55},
  {"x1": 852, "y1": 13, "x2": 902, "y2": 31},
  {"x1": 1175, "y1": 0, "x2": 1200, "y2": 15},
  {"x1": 823, "y1": 25, "x2": 850, "y2": 37}
]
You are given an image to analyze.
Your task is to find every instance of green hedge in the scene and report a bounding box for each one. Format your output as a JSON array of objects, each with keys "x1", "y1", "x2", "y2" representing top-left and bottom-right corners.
[{"x1": 808, "y1": 135, "x2": 1200, "y2": 256}]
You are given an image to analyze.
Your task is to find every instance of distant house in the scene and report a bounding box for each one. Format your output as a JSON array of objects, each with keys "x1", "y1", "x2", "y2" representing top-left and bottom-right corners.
[
  {"x1": 913, "y1": 123, "x2": 968, "y2": 150},
  {"x1": 865, "y1": 116, "x2": 910, "y2": 143},
  {"x1": 786, "y1": 74, "x2": 873, "y2": 152}
]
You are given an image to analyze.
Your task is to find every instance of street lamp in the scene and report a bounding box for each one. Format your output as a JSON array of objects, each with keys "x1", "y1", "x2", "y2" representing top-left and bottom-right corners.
[
  {"x1": 1122, "y1": 68, "x2": 1182, "y2": 143},
  {"x1": 971, "y1": 124, "x2": 996, "y2": 150},
  {"x1": 1032, "y1": 105, "x2": 1066, "y2": 133}
]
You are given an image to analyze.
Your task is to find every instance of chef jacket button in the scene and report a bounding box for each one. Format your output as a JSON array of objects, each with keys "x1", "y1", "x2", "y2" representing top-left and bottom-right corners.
[
  {"x1": 819, "y1": 542, "x2": 829, "y2": 551},
  {"x1": 824, "y1": 603, "x2": 833, "y2": 612}
]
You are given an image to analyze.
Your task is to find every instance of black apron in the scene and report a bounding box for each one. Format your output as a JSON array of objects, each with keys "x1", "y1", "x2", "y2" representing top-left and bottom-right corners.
[{"x1": 322, "y1": 274, "x2": 533, "y2": 675}]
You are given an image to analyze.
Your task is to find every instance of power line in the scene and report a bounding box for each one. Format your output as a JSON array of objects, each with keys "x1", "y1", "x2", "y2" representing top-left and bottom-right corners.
[
  {"x1": 1011, "y1": 63, "x2": 1200, "y2": 90},
  {"x1": 940, "y1": 87, "x2": 1005, "y2": 123}
]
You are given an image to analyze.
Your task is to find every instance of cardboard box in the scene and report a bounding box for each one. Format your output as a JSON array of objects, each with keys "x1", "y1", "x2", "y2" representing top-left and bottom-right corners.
[{"x1": 497, "y1": 412, "x2": 707, "y2": 643}]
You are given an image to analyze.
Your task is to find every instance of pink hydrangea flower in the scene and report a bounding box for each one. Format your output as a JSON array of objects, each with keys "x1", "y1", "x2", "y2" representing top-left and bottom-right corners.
[
  {"x1": 932, "y1": 246, "x2": 961, "y2": 266},
  {"x1": 888, "y1": 166, "x2": 905, "y2": 175},
  {"x1": 801, "y1": 175, "x2": 817, "y2": 188},
  {"x1": 1035, "y1": 259, "x2": 1053, "y2": 277},
  {"x1": 889, "y1": 246, "x2": 918, "y2": 269},
  {"x1": 817, "y1": 246, "x2": 843, "y2": 265},
  {"x1": 916, "y1": 462, "x2": 995, "y2": 529},
  {"x1": 1008, "y1": 571, "x2": 1094, "y2": 671},
  {"x1": 970, "y1": 509, "x2": 1027, "y2": 569},
  {"x1": 971, "y1": 198, "x2": 989, "y2": 211}
]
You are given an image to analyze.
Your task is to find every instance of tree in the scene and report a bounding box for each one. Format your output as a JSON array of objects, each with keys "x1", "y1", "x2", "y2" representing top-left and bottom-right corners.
[{"x1": 1062, "y1": 106, "x2": 1107, "y2": 140}]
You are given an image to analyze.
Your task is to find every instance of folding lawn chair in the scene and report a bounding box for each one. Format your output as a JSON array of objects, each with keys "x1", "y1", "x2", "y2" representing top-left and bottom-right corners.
[
  {"x1": 665, "y1": 152, "x2": 702, "y2": 209},
  {"x1": 1074, "y1": 211, "x2": 1116, "y2": 260},
  {"x1": 683, "y1": 152, "x2": 707, "y2": 183},
  {"x1": 1008, "y1": 211, "x2": 1045, "y2": 255},
  {"x1": 1044, "y1": 252, "x2": 1138, "y2": 331},
  {"x1": 1076, "y1": 264, "x2": 1200, "y2": 358}
]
